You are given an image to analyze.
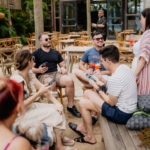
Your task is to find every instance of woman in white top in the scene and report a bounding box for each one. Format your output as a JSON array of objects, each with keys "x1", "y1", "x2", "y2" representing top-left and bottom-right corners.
[
  {"x1": 10, "y1": 50, "x2": 76, "y2": 150},
  {"x1": 131, "y1": 37, "x2": 142, "y2": 72}
]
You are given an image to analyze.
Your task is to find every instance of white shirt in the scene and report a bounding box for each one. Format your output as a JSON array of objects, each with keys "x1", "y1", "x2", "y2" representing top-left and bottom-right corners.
[
  {"x1": 107, "y1": 65, "x2": 137, "y2": 114},
  {"x1": 133, "y1": 38, "x2": 142, "y2": 56}
]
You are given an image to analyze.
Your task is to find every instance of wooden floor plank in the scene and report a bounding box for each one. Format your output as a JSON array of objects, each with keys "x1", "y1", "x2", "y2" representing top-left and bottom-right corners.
[
  {"x1": 127, "y1": 129, "x2": 146, "y2": 150},
  {"x1": 108, "y1": 121, "x2": 126, "y2": 150},
  {"x1": 117, "y1": 124, "x2": 136, "y2": 150},
  {"x1": 99, "y1": 116, "x2": 116, "y2": 150}
]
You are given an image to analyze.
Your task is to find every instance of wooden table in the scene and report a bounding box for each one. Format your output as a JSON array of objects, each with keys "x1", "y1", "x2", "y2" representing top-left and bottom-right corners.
[
  {"x1": 63, "y1": 46, "x2": 91, "y2": 72},
  {"x1": 48, "y1": 33, "x2": 54, "y2": 36},
  {"x1": 59, "y1": 39, "x2": 74, "y2": 49},
  {"x1": 68, "y1": 35, "x2": 81, "y2": 39},
  {"x1": 120, "y1": 32, "x2": 136, "y2": 41},
  {"x1": 126, "y1": 35, "x2": 142, "y2": 42}
]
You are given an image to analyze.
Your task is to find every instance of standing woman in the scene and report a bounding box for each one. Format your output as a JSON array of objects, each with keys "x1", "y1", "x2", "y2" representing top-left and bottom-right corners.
[
  {"x1": 0, "y1": 75, "x2": 31, "y2": 150},
  {"x1": 134, "y1": 8, "x2": 150, "y2": 95}
]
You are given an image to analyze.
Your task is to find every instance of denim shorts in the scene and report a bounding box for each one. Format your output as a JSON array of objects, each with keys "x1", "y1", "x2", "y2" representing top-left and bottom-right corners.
[{"x1": 102, "y1": 102, "x2": 132, "y2": 124}]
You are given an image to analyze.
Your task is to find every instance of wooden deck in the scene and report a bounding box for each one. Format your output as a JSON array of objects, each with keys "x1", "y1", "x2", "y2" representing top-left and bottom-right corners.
[{"x1": 99, "y1": 115, "x2": 150, "y2": 150}]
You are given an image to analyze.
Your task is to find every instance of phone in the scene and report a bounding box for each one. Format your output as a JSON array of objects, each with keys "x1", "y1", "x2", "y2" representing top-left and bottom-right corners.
[
  {"x1": 85, "y1": 73, "x2": 97, "y2": 83},
  {"x1": 47, "y1": 77, "x2": 56, "y2": 86},
  {"x1": 42, "y1": 62, "x2": 48, "y2": 68}
]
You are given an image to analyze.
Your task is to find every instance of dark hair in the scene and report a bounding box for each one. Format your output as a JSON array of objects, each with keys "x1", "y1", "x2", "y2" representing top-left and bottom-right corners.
[
  {"x1": 92, "y1": 32, "x2": 103, "y2": 39},
  {"x1": 15, "y1": 50, "x2": 32, "y2": 71},
  {"x1": 38, "y1": 33, "x2": 47, "y2": 41},
  {"x1": 141, "y1": 8, "x2": 150, "y2": 30},
  {"x1": 0, "y1": 77, "x2": 24, "y2": 120},
  {"x1": 99, "y1": 45, "x2": 119, "y2": 63}
]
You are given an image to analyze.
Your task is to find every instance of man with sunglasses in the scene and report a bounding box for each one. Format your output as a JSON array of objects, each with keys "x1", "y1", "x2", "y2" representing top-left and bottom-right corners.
[
  {"x1": 75, "y1": 32, "x2": 110, "y2": 125},
  {"x1": 32, "y1": 33, "x2": 81, "y2": 118}
]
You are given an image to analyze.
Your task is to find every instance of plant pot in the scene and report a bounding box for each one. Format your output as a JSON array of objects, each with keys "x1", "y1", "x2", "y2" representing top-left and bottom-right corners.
[{"x1": 0, "y1": 12, "x2": 5, "y2": 19}]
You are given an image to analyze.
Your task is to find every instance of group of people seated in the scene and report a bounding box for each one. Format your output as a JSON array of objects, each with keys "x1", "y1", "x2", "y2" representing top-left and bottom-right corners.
[{"x1": 0, "y1": 8, "x2": 150, "y2": 150}]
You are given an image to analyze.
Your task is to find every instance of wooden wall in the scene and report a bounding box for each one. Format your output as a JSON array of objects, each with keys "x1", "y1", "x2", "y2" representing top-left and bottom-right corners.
[{"x1": 0, "y1": 0, "x2": 22, "y2": 10}]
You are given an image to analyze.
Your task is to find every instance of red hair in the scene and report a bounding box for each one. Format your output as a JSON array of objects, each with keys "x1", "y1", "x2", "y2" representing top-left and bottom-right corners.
[{"x1": 0, "y1": 77, "x2": 25, "y2": 120}]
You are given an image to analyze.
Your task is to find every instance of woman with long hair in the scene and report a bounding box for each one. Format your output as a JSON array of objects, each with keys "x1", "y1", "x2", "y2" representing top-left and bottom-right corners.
[
  {"x1": 0, "y1": 75, "x2": 31, "y2": 150},
  {"x1": 10, "y1": 50, "x2": 76, "y2": 150},
  {"x1": 134, "y1": 8, "x2": 150, "y2": 95}
]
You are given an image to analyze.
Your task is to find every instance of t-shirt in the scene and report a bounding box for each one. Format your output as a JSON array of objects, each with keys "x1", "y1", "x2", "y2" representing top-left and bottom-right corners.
[
  {"x1": 81, "y1": 47, "x2": 106, "y2": 71},
  {"x1": 107, "y1": 65, "x2": 137, "y2": 114},
  {"x1": 32, "y1": 48, "x2": 63, "y2": 78}
]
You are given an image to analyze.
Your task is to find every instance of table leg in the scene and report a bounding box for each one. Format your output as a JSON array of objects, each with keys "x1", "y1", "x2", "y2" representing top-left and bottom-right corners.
[
  {"x1": 70, "y1": 56, "x2": 74, "y2": 73},
  {"x1": 66, "y1": 51, "x2": 70, "y2": 72}
]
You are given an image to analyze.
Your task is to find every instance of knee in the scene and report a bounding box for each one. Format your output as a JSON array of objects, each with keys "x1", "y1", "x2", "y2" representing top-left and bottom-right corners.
[
  {"x1": 79, "y1": 99, "x2": 86, "y2": 108},
  {"x1": 75, "y1": 70, "x2": 80, "y2": 78},
  {"x1": 65, "y1": 76, "x2": 74, "y2": 86},
  {"x1": 83, "y1": 90, "x2": 92, "y2": 98}
]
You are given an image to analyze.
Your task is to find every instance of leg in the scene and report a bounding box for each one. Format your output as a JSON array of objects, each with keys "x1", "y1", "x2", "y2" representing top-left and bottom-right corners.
[
  {"x1": 75, "y1": 69, "x2": 89, "y2": 84},
  {"x1": 59, "y1": 75, "x2": 74, "y2": 106},
  {"x1": 44, "y1": 77, "x2": 57, "y2": 92}
]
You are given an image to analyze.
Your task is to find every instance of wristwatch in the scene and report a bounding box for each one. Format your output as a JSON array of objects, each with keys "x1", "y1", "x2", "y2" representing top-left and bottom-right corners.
[{"x1": 96, "y1": 88, "x2": 101, "y2": 94}]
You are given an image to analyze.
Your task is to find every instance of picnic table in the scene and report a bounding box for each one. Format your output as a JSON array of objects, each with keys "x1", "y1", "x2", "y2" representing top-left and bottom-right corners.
[
  {"x1": 59, "y1": 39, "x2": 74, "y2": 49},
  {"x1": 100, "y1": 115, "x2": 149, "y2": 150},
  {"x1": 126, "y1": 35, "x2": 142, "y2": 42},
  {"x1": 68, "y1": 35, "x2": 81, "y2": 39},
  {"x1": 63, "y1": 46, "x2": 91, "y2": 72}
]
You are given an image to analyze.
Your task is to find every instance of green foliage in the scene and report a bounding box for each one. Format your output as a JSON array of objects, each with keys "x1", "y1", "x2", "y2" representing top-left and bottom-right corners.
[{"x1": 0, "y1": 0, "x2": 48, "y2": 45}]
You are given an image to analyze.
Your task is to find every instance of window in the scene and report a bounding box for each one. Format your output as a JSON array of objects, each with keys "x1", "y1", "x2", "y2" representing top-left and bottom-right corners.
[{"x1": 126, "y1": 0, "x2": 144, "y2": 31}]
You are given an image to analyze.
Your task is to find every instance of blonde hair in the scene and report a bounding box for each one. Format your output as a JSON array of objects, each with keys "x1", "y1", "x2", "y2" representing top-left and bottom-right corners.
[{"x1": 15, "y1": 120, "x2": 43, "y2": 143}]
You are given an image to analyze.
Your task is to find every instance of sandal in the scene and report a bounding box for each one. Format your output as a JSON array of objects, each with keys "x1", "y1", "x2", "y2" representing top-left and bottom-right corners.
[
  {"x1": 74, "y1": 137, "x2": 96, "y2": 145},
  {"x1": 62, "y1": 137, "x2": 75, "y2": 146},
  {"x1": 68, "y1": 122, "x2": 84, "y2": 137},
  {"x1": 66, "y1": 146, "x2": 77, "y2": 150}
]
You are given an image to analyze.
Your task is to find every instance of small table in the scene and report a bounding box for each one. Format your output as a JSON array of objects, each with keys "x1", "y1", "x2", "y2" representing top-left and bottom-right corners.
[
  {"x1": 59, "y1": 39, "x2": 74, "y2": 49},
  {"x1": 120, "y1": 32, "x2": 136, "y2": 41},
  {"x1": 126, "y1": 35, "x2": 142, "y2": 42},
  {"x1": 63, "y1": 46, "x2": 91, "y2": 72},
  {"x1": 68, "y1": 35, "x2": 81, "y2": 39}
]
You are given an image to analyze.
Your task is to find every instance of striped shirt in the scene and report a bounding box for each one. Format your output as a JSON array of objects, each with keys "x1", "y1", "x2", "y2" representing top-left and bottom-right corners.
[
  {"x1": 137, "y1": 29, "x2": 150, "y2": 95},
  {"x1": 107, "y1": 65, "x2": 137, "y2": 114}
]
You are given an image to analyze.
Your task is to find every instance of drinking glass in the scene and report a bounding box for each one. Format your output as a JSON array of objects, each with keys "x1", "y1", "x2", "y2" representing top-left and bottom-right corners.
[
  {"x1": 95, "y1": 61, "x2": 101, "y2": 70},
  {"x1": 89, "y1": 61, "x2": 95, "y2": 69}
]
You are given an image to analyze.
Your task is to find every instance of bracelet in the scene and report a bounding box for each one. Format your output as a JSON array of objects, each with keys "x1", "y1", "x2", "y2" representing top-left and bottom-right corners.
[{"x1": 96, "y1": 88, "x2": 101, "y2": 94}]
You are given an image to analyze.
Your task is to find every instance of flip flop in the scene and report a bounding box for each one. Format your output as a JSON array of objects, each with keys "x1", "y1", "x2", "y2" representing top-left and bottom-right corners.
[
  {"x1": 66, "y1": 146, "x2": 77, "y2": 150},
  {"x1": 68, "y1": 122, "x2": 84, "y2": 137},
  {"x1": 74, "y1": 137, "x2": 96, "y2": 145},
  {"x1": 62, "y1": 137, "x2": 75, "y2": 146}
]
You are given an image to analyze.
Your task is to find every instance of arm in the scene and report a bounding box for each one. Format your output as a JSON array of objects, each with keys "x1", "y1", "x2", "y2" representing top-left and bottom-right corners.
[
  {"x1": 79, "y1": 60, "x2": 93, "y2": 74},
  {"x1": 32, "y1": 62, "x2": 48, "y2": 74},
  {"x1": 97, "y1": 24, "x2": 105, "y2": 28},
  {"x1": 58, "y1": 61, "x2": 67, "y2": 75}
]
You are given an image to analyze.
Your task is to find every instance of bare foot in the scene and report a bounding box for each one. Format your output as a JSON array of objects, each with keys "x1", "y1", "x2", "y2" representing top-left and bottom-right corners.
[
  {"x1": 62, "y1": 137, "x2": 74, "y2": 144},
  {"x1": 76, "y1": 124, "x2": 87, "y2": 133}
]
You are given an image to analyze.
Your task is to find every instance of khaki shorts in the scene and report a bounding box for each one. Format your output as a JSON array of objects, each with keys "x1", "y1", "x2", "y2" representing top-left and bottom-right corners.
[{"x1": 38, "y1": 71, "x2": 63, "y2": 87}]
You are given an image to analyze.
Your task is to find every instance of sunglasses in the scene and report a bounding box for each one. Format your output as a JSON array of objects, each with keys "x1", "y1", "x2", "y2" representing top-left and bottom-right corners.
[
  {"x1": 31, "y1": 56, "x2": 35, "y2": 61},
  {"x1": 93, "y1": 37, "x2": 104, "y2": 41},
  {"x1": 45, "y1": 38, "x2": 51, "y2": 42}
]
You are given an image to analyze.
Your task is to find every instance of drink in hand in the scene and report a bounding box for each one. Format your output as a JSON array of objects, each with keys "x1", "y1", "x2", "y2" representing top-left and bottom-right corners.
[
  {"x1": 89, "y1": 61, "x2": 95, "y2": 69},
  {"x1": 95, "y1": 63, "x2": 101, "y2": 70}
]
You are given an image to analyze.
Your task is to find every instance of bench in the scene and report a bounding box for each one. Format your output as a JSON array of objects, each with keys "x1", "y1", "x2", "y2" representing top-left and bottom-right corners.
[{"x1": 99, "y1": 115, "x2": 150, "y2": 150}]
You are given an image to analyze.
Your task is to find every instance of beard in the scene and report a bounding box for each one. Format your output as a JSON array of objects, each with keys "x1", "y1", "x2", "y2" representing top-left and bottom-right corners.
[{"x1": 43, "y1": 44, "x2": 51, "y2": 48}]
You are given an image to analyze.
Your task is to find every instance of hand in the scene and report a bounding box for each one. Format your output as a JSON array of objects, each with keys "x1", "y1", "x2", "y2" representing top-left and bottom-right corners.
[
  {"x1": 38, "y1": 84, "x2": 51, "y2": 95},
  {"x1": 94, "y1": 70, "x2": 102, "y2": 80},
  {"x1": 86, "y1": 69, "x2": 94, "y2": 75},
  {"x1": 135, "y1": 76, "x2": 139, "y2": 85},
  {"x1": 60, "y1": 67, "x2": 67, "y2": 75},
  {"x1": 89, "y1": 80, "x2": 99, "y2": 89},
  {"x1": 39, "y1": 65, "x2": 48, "y2": 74},
  {"x1": 54, "y1": 101, "x2": 63, "y2": 114}
]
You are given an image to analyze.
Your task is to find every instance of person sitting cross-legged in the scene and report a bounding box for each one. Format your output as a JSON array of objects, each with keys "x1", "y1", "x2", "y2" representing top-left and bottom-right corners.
[
  {"x1": 69, "y1": 45, "x2": 137, "y2": 144},
  {"x1": 75, "y1": 32, "x2": 111, "y2": 126},
  {"x1": 32, "y1": 33, "x2": 81, "y2": 118}
]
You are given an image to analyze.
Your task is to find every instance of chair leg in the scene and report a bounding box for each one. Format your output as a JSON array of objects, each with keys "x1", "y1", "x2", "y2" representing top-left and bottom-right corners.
[{"x1": 59, "y1": 88, "x2": 65, "y2": 112}]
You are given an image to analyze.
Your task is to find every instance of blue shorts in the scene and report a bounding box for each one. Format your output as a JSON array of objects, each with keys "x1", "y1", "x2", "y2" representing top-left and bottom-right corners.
[{"x1": 102, "y1": 102, "x2": 132, "y2": 124}]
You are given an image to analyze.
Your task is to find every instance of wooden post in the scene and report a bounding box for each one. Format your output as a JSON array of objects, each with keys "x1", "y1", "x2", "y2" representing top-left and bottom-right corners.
[
  {"x1": 86, "y1": 0, "x2": 91, "y2": 39},
  {"x1": 7, "y1": 0, "x2": 12, "y2": 37},
  {"x1": 33, "y1": 0, "x2": 44, "y2": 49}
]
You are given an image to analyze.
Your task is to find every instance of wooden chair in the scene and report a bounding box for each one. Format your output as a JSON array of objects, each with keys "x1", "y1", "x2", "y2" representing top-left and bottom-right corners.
[
  {"x1": 139, "y1": 29, "x2": 142, "y2": 35},
  {"x1": 12, "y1": 37, "x2": 19, "y2": 46},
  {"x1": 115, "y1": 31, "x2": 121, "y2": 42},
  {"x1": 69, "y1": 32, "x2": 77, "y2": 35},
  {"x1": 31, "y1": 33, "x2": 35, "y2": 36},
  {"x1": 26, "y1": 38, "x2": 36, "y2": 53},
  {"x1": 59, "y1": 34, "x2": 68, "y2": 37},
  {"x1": 15, "y1": 44, "x2": 23, "y2": 51},
  {"x1": 0, "y1": 47, "x2": 16, "y2": 75},
  {"x1": 5, "y1": 38, "x2": 13, "y2": 48},
  {"x1": 81, "y1": 36, "x2": 89, "y2": 41},
  {"x1": 0, "y1": 39, "x2": 6, "y2": 48},
  {"x1": 79, "y1": 41, "x2": 94, "y2": 47},
  {"x1": 44, "y1": 31, "x2": 50, "y2": 34},
  {"x1": 51, "y1": 35, "x2": 58, "y2": 40},
  {"x1": 104, "y1": 41, "x2": 114, "y2": 45},
  {"x1": 58, "y1": 36, "x2": 70, "y2": 40},
  {"x1": 31, "y1": 36, "x2": 35, "y2": 39},
  {"x1": 28, "y1": 33, "x2": 32, "y2": 38},
  {"x1": 53, "y1": 31, "x2": 61, "y2": 36},
  {"x1": 123, "y1": 30, "x2": 133, "y2": 41},
  {"x1": 74, "y1": 38, "x2": 84, "y2": 46}
]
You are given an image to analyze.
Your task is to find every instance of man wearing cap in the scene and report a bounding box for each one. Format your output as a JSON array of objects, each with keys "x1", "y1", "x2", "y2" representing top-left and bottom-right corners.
[{"x1": 92, "y1": 10, "x2": 107, "y2": 41}]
